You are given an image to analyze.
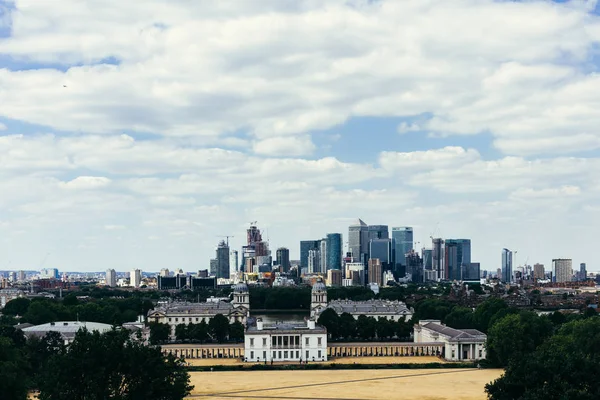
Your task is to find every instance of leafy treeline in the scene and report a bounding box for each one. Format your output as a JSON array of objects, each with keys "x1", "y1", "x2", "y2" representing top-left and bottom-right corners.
[
  {"x1": 149, "y1": 314, "x2": 245, "y2": 344},
  {"x1": 2, "y1": 296, "x2": 154, "y2": 326},
  {"x1": 0, "y1": 326, "x2": 192, "y2": 400},
  {"x1": 317, "y1": 309, "x2": 412, "y2": 341}
]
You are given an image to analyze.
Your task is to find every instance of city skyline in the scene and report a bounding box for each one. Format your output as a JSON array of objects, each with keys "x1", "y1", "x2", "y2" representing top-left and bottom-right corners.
[{"x1": 2, "y1": 1, "x2": 600, "y2": 273}]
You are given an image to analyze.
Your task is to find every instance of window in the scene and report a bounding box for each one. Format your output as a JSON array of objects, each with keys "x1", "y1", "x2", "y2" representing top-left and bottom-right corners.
[
  {"x1": 318, "y1": 350, "x2": 322, "y2": 359},
  {"x1": 196, "y1": 318, "x2": 199, "y2": 322},
  {"x1": 279, "y1": 351, "x2": 282, "y2": 359},
  {"x1": 273, "y1": 351, "x2": 276, "y2": 359},
  {"x1": 479, "y1": 350, "x2": 482, "y2": 358},
  {"x1": 296, "y1": 351, "x2": 299, "y2": 358},
  {"x1": 452, "y1": 351, "x2": 455, "y2": 358},
  {"x1": 306, "y1": 350, "x2": 309, "y2": 360},
  {"x1": 250, "y1": 338, "x2": 254, "y2": 347},
  {"x1": 317, "y1": 337, "x2": 322, "y2": 346},
  {"x1": 263, "y1": 338, "x2": 267, "y2": 346},
  {"x1": 272, "y1": 337, "x2": 277, "y2": 346},
  {"x1": 250, "y1": 351, "x2": 254, "y2": 359},
  {"x1": 305, "y1": 337, "x2": 310, "y2": 346},
  {"x1": 175, "y1": 318, "x2": 178, "y2": 322},
  {"x1": 263, "y1": 351, "x2": 266, "y2": 360},
  {"x1": 168, "y1": 318, "x2": 172, "y2": 322},
  {"x1": 284, "y1": 351, "x2": 288, "y2": 358}
]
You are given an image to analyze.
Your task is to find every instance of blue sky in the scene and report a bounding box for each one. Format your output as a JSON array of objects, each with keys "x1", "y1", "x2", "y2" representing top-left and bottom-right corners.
[{"x1": 2, "y1": 0, "x2": 600, "y2": 275}]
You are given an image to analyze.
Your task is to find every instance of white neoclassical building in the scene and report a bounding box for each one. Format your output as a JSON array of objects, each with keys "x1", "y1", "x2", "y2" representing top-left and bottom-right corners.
[
  {"x1": 147, "y1": 282, "x2": 250, "y2": 338},
  {"x1": 310, "y1": 281, "x2": 413, "y2": 321},
  {"x1": 414, "y1": 320, "x2": 487, "y2": 361},
  {"x1": 244, "y1": 318, "x2": 327, "y2": 363}
]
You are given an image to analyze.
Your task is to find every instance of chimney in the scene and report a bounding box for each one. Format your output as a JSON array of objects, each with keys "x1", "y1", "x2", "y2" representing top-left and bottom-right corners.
[
  {"x1": 308, "y1": 319, "x2": 316, "y2": 330},
  {"x1": 257, "y1": 318, "x2": 263, "y2": 330}
]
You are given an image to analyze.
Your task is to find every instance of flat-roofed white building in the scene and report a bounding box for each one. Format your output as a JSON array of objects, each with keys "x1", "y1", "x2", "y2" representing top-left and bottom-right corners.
[
  {"x1": 21, "y1": 321, "x2": 113, "y2": 345},
  {"x1": 244, "y1": 319, "x2": 327, "y2": 363},
  {"x1": 414, "y1": 320, "x2": 487, "y2": 361}
]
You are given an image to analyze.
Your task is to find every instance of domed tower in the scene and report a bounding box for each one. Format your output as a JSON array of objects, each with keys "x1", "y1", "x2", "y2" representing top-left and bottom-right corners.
[
  {"x1": 310, "y1": 281, "x2": 328, "y2": 318},
  {"x1": 232, "y1": 282, "x2": 250, "y2": 311}
]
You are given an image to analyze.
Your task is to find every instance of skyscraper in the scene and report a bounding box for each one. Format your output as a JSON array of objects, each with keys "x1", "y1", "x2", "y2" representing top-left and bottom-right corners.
[
  {"x1": 230, "y1": 250, "x2": 239, "y2": 274},
  {"x1": 368, "y1": 225, "x2": 389, "y2": 240},
  {"x1": 533, "y1": 263, "x2": 545, "y2": 281},
  {"x1": 432, "y1": 238, "x2": 445, "y2": 281},
  {"x1": 300, "y1": 240, "x2": 321, "y2": 269},
  {"x1": 405, "y1": 250, "x2": 423, "y2": 283},
  {"x1": 552, "y1": 259, "x2": 573, "y2": 283},
  {"x1": 348, "y1": 219, "x2": 369, "y2": 264},
  {"x1": 276, "y1": 247, "x2": 291, "y2": 272},
  {"x1": 444, "y1": 239, "x2": 471, "y2": 281},
  {"x1": 216, "y1": 240, "x2": 230, "y2": 279},
  {"x1": 326, "y1": 233, "x2": 343, "y2": 271},
  {"x1": 106, "y1": 269, "x2": 116, "y2": 287},
  {"x1": 501, "y1": 249, "x2": 513, "y2": 283},
  {"x1": 319, "y1": 239, "x2": 328, "y2": 273},
  {"x1": 580, "y1": 263, "x2": 587, "y2": 281},
  {"x1": 368, "y1": 258, "x2": 383, "y2": 286},
  {"x1": 392, "y1": 227, "x2": 413, "y2": 266},
  {"x1": 369, "y1": 238, "x2": 394, "y2": 270},
  {"x1": 308, "y1": 249, "x2": 321, "y2": 274},
  {"x1": 130, "y1": 269, "x2": 142, "y2": 288}
]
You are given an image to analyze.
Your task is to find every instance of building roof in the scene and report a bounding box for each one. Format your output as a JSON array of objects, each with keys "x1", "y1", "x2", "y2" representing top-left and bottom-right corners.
[
  {"x1": 324, "y1": 299, "x2": 412, "y2": 316},
  {"x1": 233, "y1": 282, "x2": 249, "y2": 293},
  {"x1": 22, "y1": 321, "x2": 113, "y2": 339},
  {"x1": 246, "y1": 322, "x2": 326, "y2": 335},
  {"x1": 419, "y1": 320, "x2": 486, "y2": 342},
  {"x1": 350, "y1": 218, "x2": 367, "y2": 227},
  {"x1": 148, "y1": 300, "x2": 244, "y2": 317},
  {"x1": 312, "y1": 282, "x2": 327, "y2": 292}
]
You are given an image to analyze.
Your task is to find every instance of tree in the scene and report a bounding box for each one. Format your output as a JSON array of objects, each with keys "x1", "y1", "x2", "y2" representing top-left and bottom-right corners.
[
  {"x1": 394, "y1": 319, "x2": 412, "y2": 340},
  {"x1": 413, "y1": 299, "x2": 454, "y2": 322},
  {"x1": 209, "y1": 314, "x2": 230, "y2": 343},
  {"x1": 149, "y1": 322, "x2": 171, "y2": 345},
  {"x1": 339, "y1": 313, "x2": 356, "y2": 340},
  {"x1": 188, "y1": 321, "x2": 209, "y2": 343},
  {"x1": 25, "y1": 331, "x2": 66, "y2": 385},
  {"x1": 487, "y1": 318, "x2": 600, "y2": 400},
  {"x1": 23, "y1": 301, "x2": 57, "y2": 325},
  {"x1": 472, "y1": 297, "x2": 508, "y2": 332},
  {"x1": 375, "y1": 317, "x2": 394, "y2": 340},
  {"x1": 62, "y1": 294, "x2": 79, "y2": 307},
  {"x1": 175, "y1": 324, "x2": 188, "y2": 341},
  {"x1": 37, "y1": 328, "x2": 193, "y2": 400},
  {"x1": 0, "y1": 337, "x2": 29, "y2": 400},
  {"x1": 317, "y1": 308, "x2": 340, "y2": 339},
  {"x1": 356, "y1": 315, "x2": 377, "y2": 340},
  {"x1": 443, "y1": 307, "x2": 474, "y2": 329},
  {"x1": 486, "y1": 311, "x2": 553, "y2": 367},
  {"x1": 229, "y1": 321, "x2": 244, "y2": 342},
  {"x1": 2, "y1": 297, "x2": 31, "y2": 316}
]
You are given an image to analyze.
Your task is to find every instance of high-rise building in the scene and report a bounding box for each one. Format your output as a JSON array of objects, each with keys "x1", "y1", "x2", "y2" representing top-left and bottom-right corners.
[
  {"x1": 210, "y1": 259, "x2": 218, "y2": 276},
  {"x1": 300, "y1": 240, "x2": 321, "y2": 269},
  {"x1": 501, "y1": 249, "x2": 513, "y2": 283},
  {"x1": 216, "y1": 240, "x2": 230, "y2": 279},
  {"x1": 369, "y1": 238, "x2": 394, "y2": 269},
  {"x1": 392, "y1": 227, "x2": 413, "y2": 266},
  {"x1": 230, "y1": 250, "x2": 239, "y2": 274},
  {"x1": 130, "y1": 269, "x2": 142, "y2": 288},
  {"x1": 405, "y1": 250, "x2": 423, "y2": 283},
  {"x1": 17, "y1": 270, "x2": 26, "y2": 281},
  {"x1": 40, "y1": 268, "x2": 59, "y2": 279},
  {"x1": 348, "y1": 219, "x2": 369, "y2": 264},
  {"x1": 580, "y1": 263, "x2": 587, "y2": 281},
  {"x1": 346, "y1": 263, "x2": 365, "y2": 286},
  {"x1": 319, "y1": 239, "x2": 328, "y2": 273},
  {"x1": 307, "y1": 249, "x2": 321, "y2": 274},
  {"x1": 326, "y1": 233, "x2": 342, "y2": 271},
  {"x1": 327, "y1": 269, "x2": 342, "y2": 287},
  {"x1": 533, "y1": 263, "x2": 545, "y2": 281},
  {"x1": 432, "y1": 238, "x2": 445, "y2": 281},
  {"x1": 466, "y1": 263, "x2": 480, "y2": 280},
  {"x1": 106, "y1": 269, "x2": 116, "y2": 287},
  {"x1": 444, "y1": 239, "x2": 472, "y2": 281},
  {"x1": 276, "y1": 247, "x2": 291, "y2": 273},
  {"x1": 159, "y1": 268, "x2": 170, "y2": 277},
  {"x1": 368, "y1": 258, "x2": 383, "y2": 286},
  {"x1": 242, "y1": 223, "x2": 270, "y2": 272},
  {"x1": 368, "y1": 225, "x2": 389, "y2": 240},
  {"x1": 552, "y1": 259, "x2": 573, "y2": 283}
]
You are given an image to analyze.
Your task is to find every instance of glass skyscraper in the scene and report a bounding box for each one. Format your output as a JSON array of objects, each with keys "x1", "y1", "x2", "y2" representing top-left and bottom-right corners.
[
  {"x1": 392, "y1": 227, "x2": 413, "y2": 266},
  {"x1": 348, "y1": 219, "x2": 368, "y2": 264},
  {"x1": 502, "y1": 248, "x2": 513, "y2": 283},
  {"x1": 326, "y1": 233, "x2": 342, "y2": 271},
  {"x1": 444, "y1": 239, "x2": 471, "y2": 281},
  {"x1": 300, "y1": 240, "x2": 321, "y2": 269}
]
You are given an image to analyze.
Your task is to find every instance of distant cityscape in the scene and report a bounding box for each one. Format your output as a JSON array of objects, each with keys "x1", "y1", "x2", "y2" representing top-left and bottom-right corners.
[{"x1": 0, "y1": 220, "x2": 594, "y2": 302}]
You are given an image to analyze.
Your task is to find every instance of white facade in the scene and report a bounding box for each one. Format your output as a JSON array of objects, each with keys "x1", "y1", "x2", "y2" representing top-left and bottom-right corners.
[
  {"x1": 130, "y1": 269, "x2": 142, "y2": 288},
  {"x1": 106, "y1": 269, "x2": 116, "y2": 287},
  {"x1": 244, "y1": 319, "x2": 327, "y2": 362},
  {"x1": 414, "y1": 320, "x2": 487, "y2": 361}
]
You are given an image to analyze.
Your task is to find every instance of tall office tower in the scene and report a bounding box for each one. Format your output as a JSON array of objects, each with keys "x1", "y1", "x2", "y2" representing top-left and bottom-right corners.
[
  {"x1": 533, "y1": 263, "x2": 545, "y2": 281},
  {"x1": 242, "y1": 223, "x2": 270, "y2": 271},
  {"x1": 368, "y1": 225, "x2": 389, "y2": 240},
  {"x1": 105, "y1": 269, "x2": 116, "y2": 287},
  {"x1": 432, "y1": 238, "x2": 445, "y2": 281},
  {"x1": 327, "y1": 269, "x2": 343, "y2": 287},
  {"x1": 348, "y1": 219, "x2": 369, "y2": 264},
  {"x1": 368, "y1": 258, "x2": 383, "y2": 286},
  {"x1": 276, "y1": 247, "x2": 291, "y2": 273},
  {"x1": 307, "y1": 249, "x2": 321, "y2": 274},
  {"x1": 215, "y1": 240, "x2": 230, "y2": 279},
  {"x1": 552, "y1": 259, "x2": 573, "y2": 283},
  {"x1": 230, "y1": 250, "x2": 239, "y2": 274},
  {"x1": 392, "y1": 227, "x2": 413, "y2": 266},
  {"x1": 444, "y1": 239, "x2": 472, "y2": 281},
  {"x1": 346, "y1": 262, "x2": 366, "y2": 286},
  {"x1": 422, "y1": 249, "x2": 433, "y2": 269},
  {"x1": 17, "y1": 270, "x2": 26, "y2": 281},
  {"x1": 501, "y1": 249, "x2": 513, "y2": 283},
  {"x1": 130, "y1": 269, "x2": 142, "y2": 288},
  {"x1": 405, "y1": 250, "x2": 423, "y2": 283},
  {"x1": 159, "y1": 268, "x2": 170, "y2": 277},
  {"x1": 467, "y1": 263, "x2": 481, "y2": 280},
  {"x1": 580, "y1": 263, "x2": 587, "y2": 281},
  {"x1": 300, "y1": 240, "x2": 321, "y2": 270},
  {"x1": 369, "y1": 238, "x2": 394, "y2": 271},
  {"x1": 326, "y1": 233, "x2": 343, "y2": 271},
  {"x1": 319, "y1": 239, "x2": 328, "y2": 273},
  {"x1": 210, "y1": 259, "x2": 218, "y2": 276}
]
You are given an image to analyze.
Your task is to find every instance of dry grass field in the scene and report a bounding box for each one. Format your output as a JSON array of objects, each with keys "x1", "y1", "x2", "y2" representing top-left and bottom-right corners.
[{"x1": 186, "y1": 368, "x2": 503, "y2": 400}]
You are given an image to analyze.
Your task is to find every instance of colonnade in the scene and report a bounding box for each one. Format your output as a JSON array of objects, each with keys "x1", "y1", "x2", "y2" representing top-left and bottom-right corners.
[
  {"x1": 164, "y1": 346, "x2": 244, "y2": 359},
  {"x1": 327, "y1": 343, "x2": 444, "y2": 358}
]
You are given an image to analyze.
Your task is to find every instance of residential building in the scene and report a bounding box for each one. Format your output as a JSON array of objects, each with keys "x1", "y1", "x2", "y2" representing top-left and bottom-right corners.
[
  {"x1": 326, "y1": 233, "x2": 342, "y2": 271},
  {"x1": 327, "y1": 269, "x2": 342, "y2": 287},
  {"x1": 432, "y1": 238, "x2": 445, "y2": 281},
  {"x1": 230, "y1": 250, "x2": 239, "y2": 275},
  {"x1": 0, "y1": 288, "x2": 24, "y2": 308},
  {"x1": 580, "y1": 263, "x2": 587, "y2": 281},
  {"x1": 40, "y1": 268, "x2": 59, "y2": 279},
  {"x1": 105, "y1": 269, "x2": 116, "y2": 287},
  {"x1": 444, "y1": 239, "x2": 471, "y2": 281},
  {"x1": 275, "y1": 247, "x2": 290, "y2": 272},
  {"x1": 552, "y1": 259, "x2": 573, "y2": 283},
  {"x1": 348, "y1": 219, "x2": 369, "y2": 264},
  {"x1": 501, "y1": 249, "x2": 513, "y2": 283},
  {"x1": 414, "y1": 320, "x2": 487, "y2": 361},
  {"x1": 216, "y1": 240, "x2": 230, "y2": 279},
  {"x1": 244, "y1": 319, "x2": 327, "y2": 362},
  {"x1": 130, "y1": 269, "x2": 142, "y2": 288},
  {"x1": 392, "y1": 227, "x2": 413, "y2": 270},
  {"x1": 300, "y1": 240, "x2": 321, "y2": 270},
  {"x1": 368, "y1": 258, "x2": 383, "y2": 286},
  {"x1": 533, "y1": 263, "x2": 545, "y2": 281}
]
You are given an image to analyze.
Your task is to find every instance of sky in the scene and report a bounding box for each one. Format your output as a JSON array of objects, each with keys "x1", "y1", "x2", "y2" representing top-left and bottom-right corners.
[{"x1": 2, "y1": 0, "x2": 600, "y2": 273}]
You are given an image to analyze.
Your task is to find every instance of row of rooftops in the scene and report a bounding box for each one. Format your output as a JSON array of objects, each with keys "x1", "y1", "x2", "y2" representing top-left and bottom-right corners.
[
  {"x1": 324, "y1": 299, "x2": 413, "y2": 315},
  {"x1": 417, "y1": 320, "x2": 487, "y2": 342}
]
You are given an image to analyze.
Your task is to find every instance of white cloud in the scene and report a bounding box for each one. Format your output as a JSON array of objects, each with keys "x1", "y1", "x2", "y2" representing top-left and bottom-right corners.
[
  {"x1": 104, "y1": 224, "x2": 126, "y2": 230},
  {"x1": 253, "y1": 135, "x2": 316, "y2": 156},
  {"x1": 59, "y1": 176, "x2": 111, "y2": 189},
  {"x1": 0, "y1": 123, "x2": 6, "y2": 131},
  {"x1": 379, "y1": 147, "x2": 481, "y2": 171}
]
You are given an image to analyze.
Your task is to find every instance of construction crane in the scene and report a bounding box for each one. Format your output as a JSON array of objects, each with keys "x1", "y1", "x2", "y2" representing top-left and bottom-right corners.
[
  {"x1": 217, "y1": 235, "x2": 234, "y2": 246},
  {"x1": 249, "y1": 221, "x2": 257, "y2": 226}
]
